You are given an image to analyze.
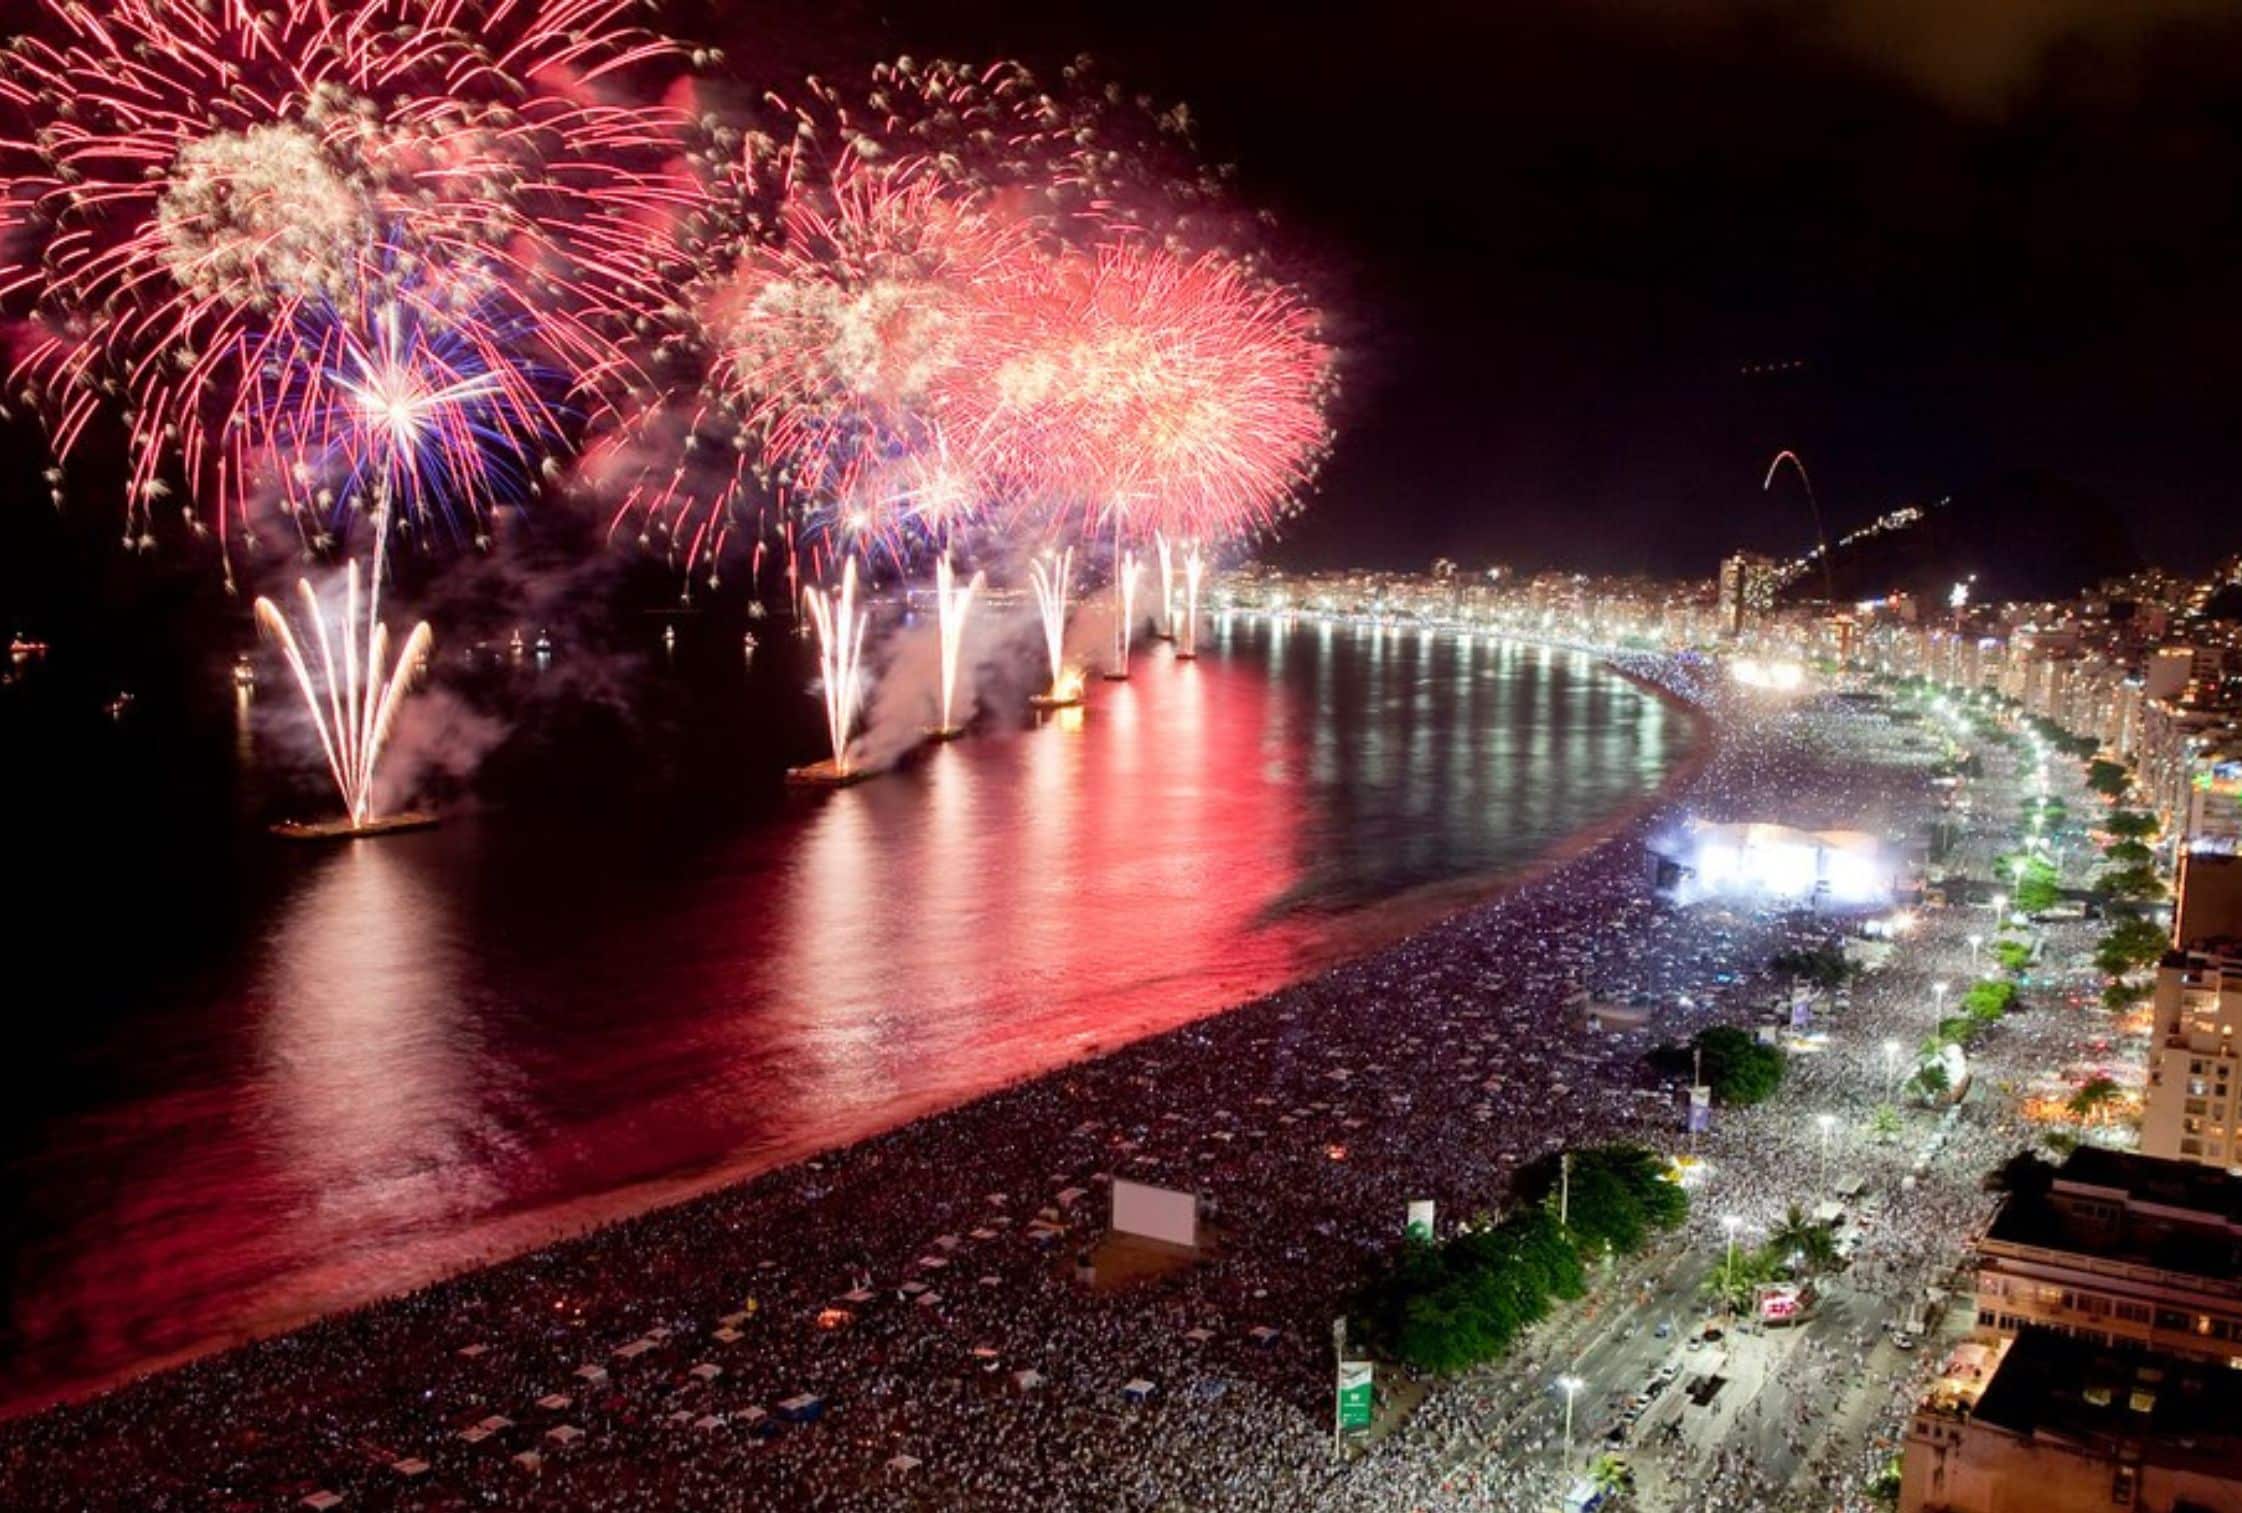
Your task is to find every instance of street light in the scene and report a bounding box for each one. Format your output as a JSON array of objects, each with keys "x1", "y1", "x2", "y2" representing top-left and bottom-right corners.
[
  {"x1": 1882, "y1": 1038, "x2": 1900, "y2": 1096},
  {"x1": 1991, "y1": 891, "x2": 2007, "y2": 921},
  {"x1": 1933, "y1": 980, "x2": 1950, "y2": 1020},
  {"x1": 1722, "y1": 1213, "x2": 1742, "y2": 1272},
  {"x1": 1817, "y1": 1113, "x2": 1836, "y2": 1194},
  {"x1": 1968, "y1": 933, "x2": 1983, "y2": 970},
  {"x1": 1558, "y1": 1375, "x2": 1583, "y2": 1466}
]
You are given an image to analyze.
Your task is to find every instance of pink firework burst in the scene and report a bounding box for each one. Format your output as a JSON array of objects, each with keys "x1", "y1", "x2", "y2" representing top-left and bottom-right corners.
[
  {"x1": 0, "y1": 0, "x2": 703, "y2": 568},
  {"x1": 959, "y1": 239, "x2": 1334, "y2": 548}
]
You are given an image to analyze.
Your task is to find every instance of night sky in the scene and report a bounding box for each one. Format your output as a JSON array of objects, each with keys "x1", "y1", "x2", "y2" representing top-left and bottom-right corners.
[
  {"x1": 714, "y1": 0, "x2": 2242, "y2": 576},
  {"x1": 7, "y1": 0, "x2": 2242, "y2": 612}
]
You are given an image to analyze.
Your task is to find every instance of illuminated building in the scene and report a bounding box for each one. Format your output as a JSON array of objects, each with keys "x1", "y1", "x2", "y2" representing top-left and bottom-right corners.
[
  {"x1": 1972, "y1": 1148, "x2": 2242, "y2": 1362},
  {"x1": 2141, "y1": 941, "x2": 2242, "y2": 1171},
  {"x1": 1718, "y1": 551, "x2": 1778, "y2": 638},
  {"x1": 1900, "y1": 1329, "x2": 2242, "y2": 1513}
]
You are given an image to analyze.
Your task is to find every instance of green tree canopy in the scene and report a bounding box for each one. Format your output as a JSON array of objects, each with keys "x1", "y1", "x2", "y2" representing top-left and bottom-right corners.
[
  {"x1": 1767, "y1": 1204, "x2": 1840, "y2": 1274},
  {"x1": 2096, "y1": 864, "x2": 2165, "y2": 904},
  {"x1": 2105, "y1": 810, "x2": 2158, "y2": 840},
  {"x1": 1906, "y1": 1059, "x2": 1952, "y2": 1104},
  {"x1": 2086, "y1": 760, "x2": 2130, "y2": 798},
  {"x1": 2095, "y1": 917, "x2": 2169, "y2": 978},
  {"x1": 2012, "y1": 857, "x2": 2062, "y2": 914},
  {"x1": 1653, "y1": 1026, "x2": 1786, "y2": 1107}
]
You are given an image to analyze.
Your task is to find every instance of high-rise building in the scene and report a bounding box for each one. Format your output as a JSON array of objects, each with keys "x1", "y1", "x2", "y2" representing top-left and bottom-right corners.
[
  {"x1": 2140, "y1": 944, "x2": 2242, "y2": 1171},
  {"x1": 1972, "y1": 1148, "x2": 2242, "y2": 1358},
  {"x1": 2175, "y1": 852, "x2": 2242, "y2": 951},
  {"x1": 1717, "y1": 552, "x2": 1778, "y2": 638}
]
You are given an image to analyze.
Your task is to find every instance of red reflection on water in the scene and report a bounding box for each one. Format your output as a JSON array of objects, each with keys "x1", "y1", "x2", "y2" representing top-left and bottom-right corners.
[{"x1": 3, "y1": 633, "x2": 1674, "y2": 1414}]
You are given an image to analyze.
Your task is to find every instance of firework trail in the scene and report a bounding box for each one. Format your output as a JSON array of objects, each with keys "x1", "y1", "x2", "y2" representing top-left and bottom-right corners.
[
  {"x1": 0, "y1": 0, "x2": 702, "y2": 565},
  {"x1": 1764, "y1": 449, "x2": 1834, "y2": 599},
  {"x1": 1154, "y1": 530, "x2": 1177, "y2": 639},
  {"x1": 253, "y1": 560, "x2": 432, "y2": 827},
  {"x1": 1107, "y1": 546, "x2": 1141, "y2": 677},
  {"x1": 1027, "y1": 547, "x2": 1080, "y2": 706},
  {"x1": 933, "y1": 553, "x2": 983, "y2": 736},
  {"x1": 803, "y1": 556, "x2": 868, "y2": 773},
  {"x1": 1177, "y1": 542, "x2": 1206, "y2": 659}
]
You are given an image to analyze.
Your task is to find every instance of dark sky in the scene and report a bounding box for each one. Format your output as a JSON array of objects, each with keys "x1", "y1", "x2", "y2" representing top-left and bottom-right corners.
[
  {"x1": 714, "y1": 0, "x2": 2242, "y2": 576},
  {"x1": 6, "y1": 0, "x2": 2242, "y2": 613}
]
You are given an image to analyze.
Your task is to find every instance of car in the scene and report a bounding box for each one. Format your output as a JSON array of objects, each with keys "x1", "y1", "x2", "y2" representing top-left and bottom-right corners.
[
  {"x1": 1654, "y1": 1320, "x2": 1672, "y2": 1339},
  {"x1": 1699, "y1": 1326, "x2": 1725, "y2": 1345},
  {"x1": 1892, "y1": 1332, "x2": 1918, "y2": 1351}
]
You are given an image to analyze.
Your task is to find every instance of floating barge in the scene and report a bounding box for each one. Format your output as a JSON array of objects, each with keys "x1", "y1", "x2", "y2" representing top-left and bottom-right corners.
[
  {"x1": 271, "y1": 811, "x2": 439, "y2": 842},
  {"x1": 785, "y1": 759, "x2": 874, "y2": 789}
]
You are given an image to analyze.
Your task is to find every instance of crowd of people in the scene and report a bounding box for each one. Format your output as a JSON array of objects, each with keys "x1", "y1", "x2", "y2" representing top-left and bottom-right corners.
[{"x1": 0, "y1": 657, "x2": 2110, "y2": 1510}]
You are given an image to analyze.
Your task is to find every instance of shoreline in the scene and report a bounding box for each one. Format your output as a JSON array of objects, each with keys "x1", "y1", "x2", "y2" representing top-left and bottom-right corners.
[{"x1": 0, "y1": 651, "x2": 1714, "y2": 1430}]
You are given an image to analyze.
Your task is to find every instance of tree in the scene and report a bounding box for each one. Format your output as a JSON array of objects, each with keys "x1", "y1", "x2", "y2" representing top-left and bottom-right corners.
[
  {"x1": 2012, "y1": 857, "x2": 2062, "y2": 914},
  {"x1": 1706, "y1": 1243, "x2": 1779, "y2": 1311},
  {"x1": 2103, "y1": 839, "x2": 2153, "y2": 868},
  {"x1": 1653, "y1": 1027, "x2": 1785, "y2": 1107},
  {"x1": 2086, "y1": 760, "x2": 2130, "y2": 798},
  {"x1": 1771, "y1": 944, "x2": 1852, "y2": 991},
  {"x1": 2068, "y1": 1076, "x2": 2123, "y2": 1124},
  {"x1": 2101, "y1": 979, "x2": 2149, "y2": 1012},
  {"x1": 1519, "y1": 1143, "x2": 1688, "y2": 1259},
  {"x1": 1767, "y1": 1203, "x2": 1839, "y2": 1274},
  {"x1": 1589, "y1": 1454, "x2": 1634, "y2": 1496},
  {"x1": 1992, "y1": 938, "x2": 2032, "y2": 975},
  {"x1": 2096, "y1": 864, "x2": 2165, "y2": 904},
  {"x1": 1962, "y1": 980, "x2": 2016, "y2": 1019},
  {"x1": 1906, "y1": 1059, "x2": 1952, "y2": 1105},
  {"x1": 1868, "y1": 1104, "x2": 1903, "y2": 1143},
  {"x1": 2105, "y1": 810, "x2": 2158, "y2": 840},
  {"x1": 2095, "y1": 917, "x2": 2169, "y2": 978}
]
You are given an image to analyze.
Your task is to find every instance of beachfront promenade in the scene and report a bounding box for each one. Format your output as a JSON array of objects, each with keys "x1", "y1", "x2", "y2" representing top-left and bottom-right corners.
[{"x1": 0, "y1": 659, "x2": 2067, "y2": 1510}]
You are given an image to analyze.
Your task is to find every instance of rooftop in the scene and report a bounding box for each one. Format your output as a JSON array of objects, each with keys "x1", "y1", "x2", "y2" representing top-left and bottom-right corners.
[
  {"x1": 1969, "y1": 1328, "x2": 2242, "y2": 1473},
  {"x1": 1984, "y1": 1148, "x2": 2242, "y2": 1280}
]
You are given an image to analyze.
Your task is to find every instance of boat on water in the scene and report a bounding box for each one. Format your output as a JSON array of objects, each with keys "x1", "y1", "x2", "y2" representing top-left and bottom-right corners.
[{"x1": 270, "y1": 811, "x2": 440, "y2": 842}]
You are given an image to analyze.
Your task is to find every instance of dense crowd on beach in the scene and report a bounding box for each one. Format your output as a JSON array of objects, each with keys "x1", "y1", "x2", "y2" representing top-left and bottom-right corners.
[{"x1": 0, "y1": 655, "x2": 2103, "y2": 1510}]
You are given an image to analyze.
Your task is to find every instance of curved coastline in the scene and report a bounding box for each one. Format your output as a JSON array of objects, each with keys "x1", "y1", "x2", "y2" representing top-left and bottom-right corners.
[{"x1": 0, "y1": 650, "x2": 1714, "y2": 1427}]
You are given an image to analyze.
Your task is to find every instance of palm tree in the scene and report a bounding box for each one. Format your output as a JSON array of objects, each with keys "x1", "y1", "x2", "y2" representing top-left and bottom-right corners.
[
  {"x1": 2068, "y1": 1076, "x2": 2122, "y2": 1125},
  {"x1": 1589, "y1": 1452, "x2": 1633, "y2": 1497},
  {"x1": 1907, "y1": 1059, "x2": 1952, "y2": 1106},
  {"x1": 1868, "y1": 1104, "x2": 1903, "y2": 1144},
  {"x1": 1767, "y1": 1203, "x2": 1838, "y2": 1274}
]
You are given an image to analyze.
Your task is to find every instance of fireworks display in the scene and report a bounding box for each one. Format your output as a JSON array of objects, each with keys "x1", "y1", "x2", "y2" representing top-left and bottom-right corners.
[
  {"x1": 1107, "y1": 546, "x2": 1141, "y2": 678},
  {"x1": 1, "y1": 9, "x2": 1339, "y2": 790},
  {"x1": 248, "y1": 249, "x2": 572, "y2": 547},
  {"x1": 801, "y1": 556, "x2": 868, "y2": 776},
  {"x1": 1028, "y1": 548, "x2": 1081, "y2": 707},
  {"x1": 933, "y1": 554, "x2": 983, "y2": 738},
  {"x1": 0, "y1": 0, "x2": 701, "y2": 562},
  {"x1": 1178, "y1": 543, "x2": 1207, "y2": 659},
  {"x1": 253, "y1": 561, "x2": 432, "y2": 829}
]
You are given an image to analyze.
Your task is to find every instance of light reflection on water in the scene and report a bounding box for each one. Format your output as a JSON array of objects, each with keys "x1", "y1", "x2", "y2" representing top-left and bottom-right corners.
[{"x1": 2, "y1": 625, "x2": 1681, "y2": 1412}]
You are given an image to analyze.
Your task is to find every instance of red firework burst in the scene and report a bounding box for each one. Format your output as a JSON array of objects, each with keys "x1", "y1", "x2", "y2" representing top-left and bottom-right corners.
[{"x1": 0, "y1": 0, "x2": 703, "y2": 567}]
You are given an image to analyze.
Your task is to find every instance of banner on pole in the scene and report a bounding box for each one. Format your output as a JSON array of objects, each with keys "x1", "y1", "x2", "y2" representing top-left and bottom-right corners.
[
  {"x1": 1336, "y1": 1361, "x2": 1374, "y2": 1434},
  {"x1": 1687, "y1": 1085, "x2": 1712, "y2": 1133},
  {"x1": 1405, "y1": 1200, "x2": 1435, "y2": 1240}
]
